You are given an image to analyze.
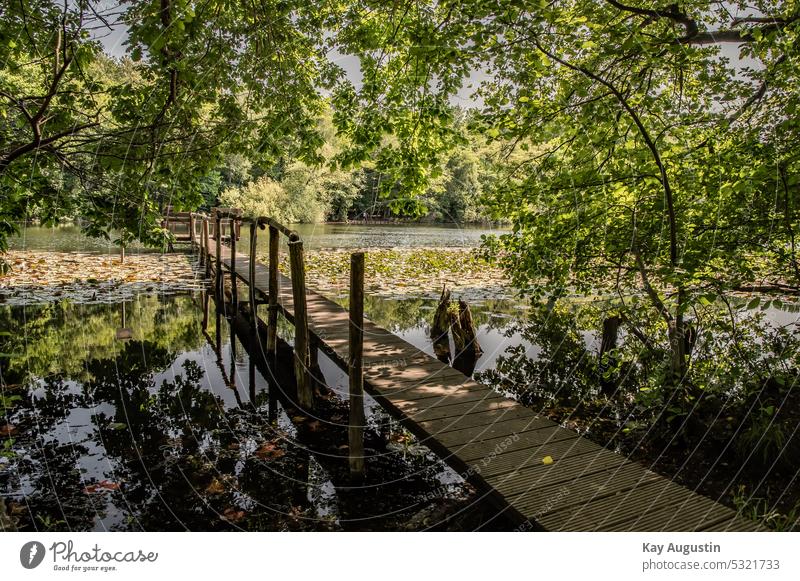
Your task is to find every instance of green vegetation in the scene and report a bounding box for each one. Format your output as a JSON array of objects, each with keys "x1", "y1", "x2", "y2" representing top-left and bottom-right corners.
[
  {"x1": 290, "y1": 248, "x2": 507, "y2": 300},
  {"x1": 0, "y1": 296, "x2": 204, "y2": 384},
  {"x1": 2, "y1": 0, "x2": 800, "y2": 530}
]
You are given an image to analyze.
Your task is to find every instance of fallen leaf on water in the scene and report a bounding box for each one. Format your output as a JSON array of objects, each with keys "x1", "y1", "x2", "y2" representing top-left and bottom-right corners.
[
  {"x1": 205, "y1": 478, "x2": 226, "y2": 494},
  {"x1": 0, "y1": 424, "x2": 18, "y2": 437},
  {"x1": 221, "y1": 508, "x2": 245, "y2": 523},
  {"x1": 84, "y1": 480, "x2": 120, "y2": 494},
  {"x1": 255, "y1": 442, "x2": 286, "y2": 461},
  {"x1": 542, "y1": 455, "x2": 554, "y2": 465}
]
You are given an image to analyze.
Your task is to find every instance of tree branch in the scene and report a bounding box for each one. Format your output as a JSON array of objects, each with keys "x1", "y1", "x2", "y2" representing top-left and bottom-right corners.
[{"x1": 534, "y1": 41, "x2": 679, "y2": 265}]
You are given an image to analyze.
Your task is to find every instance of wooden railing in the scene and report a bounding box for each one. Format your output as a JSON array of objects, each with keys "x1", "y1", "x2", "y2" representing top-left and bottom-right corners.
[{"x1": 192, "y1": 211, "x2": 366, "y2": 477}]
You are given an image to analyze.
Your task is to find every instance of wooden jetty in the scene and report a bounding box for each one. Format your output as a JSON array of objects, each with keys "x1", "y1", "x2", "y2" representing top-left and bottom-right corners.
[{"x1": 177, "y1": 212, "x2": 765, "y2": 532}]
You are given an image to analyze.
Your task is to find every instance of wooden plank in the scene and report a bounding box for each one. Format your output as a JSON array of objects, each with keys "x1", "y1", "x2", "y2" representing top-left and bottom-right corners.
[
  {"x1": 459, "y1": 435, "x2": 601, "y2": 473},
  {"x1": 412, "y1": 399, "x2": 529, "y2": 427},
  {"x1": 408, "y1": 397, "x2": 520, "y2": 424},
  {"x1": 377, "y1": 380, "x2": 501, "y2": 406},
  {"x1": 477, "y1": 440, "x2": 626, "y2": 482},
  {"x1": 364, "y1": 359, "x2": 467, "y2": 385},
  {"x1": 605, "y1": 492, "x2": 742, "y2": 532},
  {"x1": 504, "y1": 462, "x2": 663, "y2": 518},
  {"x1": 536, "y1": 475, "x2": 690, "y2": 531},
  {"x1": 447, "y1": 423, "x2": 578, "y2": 461},
  {"x1": 431, "y1": 414, "x2": 559, "y2": 448},
  {"x1": 542, "y1": 477, "x2": 750, "y2": 532}
]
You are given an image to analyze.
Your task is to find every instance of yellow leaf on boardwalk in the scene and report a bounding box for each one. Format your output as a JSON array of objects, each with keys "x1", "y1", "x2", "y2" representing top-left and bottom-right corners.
[{"x1": 542, "y1": 455, "x2": 554, "y2": 465}]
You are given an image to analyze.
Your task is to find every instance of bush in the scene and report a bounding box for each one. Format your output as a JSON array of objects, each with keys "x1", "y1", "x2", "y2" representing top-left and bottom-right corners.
[{"x1": 218, "y1": 177, "x2": 291, "y2": 222}]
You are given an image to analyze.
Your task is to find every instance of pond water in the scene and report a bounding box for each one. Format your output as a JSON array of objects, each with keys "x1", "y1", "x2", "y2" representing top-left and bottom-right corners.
[
  {"x1": 5, "y1": 225, "x2": 799, "y2": 530},
  {"x1": 8, "y1": 225, "x2": 154, "y2": 253},
  {"x1": 1, "y1": 224, "x2": 534, "y2": 531},
  {"x1": 0, "y1": 292, "x2": 513, "y2": 531},
  {"x1": 9, "y1": 223, "x2": 508, "y2": 253},
  {"x1": 289, "y1": 222, "x2": 509, "y2": 249}
]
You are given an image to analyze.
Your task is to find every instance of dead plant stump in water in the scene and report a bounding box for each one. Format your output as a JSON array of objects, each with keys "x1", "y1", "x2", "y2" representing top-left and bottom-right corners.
[{"x1": 431, "y1": 285, "x2": 452, "y2": 363}]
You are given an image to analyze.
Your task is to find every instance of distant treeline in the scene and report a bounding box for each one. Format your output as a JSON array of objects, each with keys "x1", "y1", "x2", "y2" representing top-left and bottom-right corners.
[{"x1": 202, "y1": 112, "x2": 507, "y2": 225}]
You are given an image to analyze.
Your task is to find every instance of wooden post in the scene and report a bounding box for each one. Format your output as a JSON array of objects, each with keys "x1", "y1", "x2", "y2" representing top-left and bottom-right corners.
[
  {"x1": 348, "y1": 251, "x2": 366, "y2": 478},
  {"x1": 267, "y1": 225, "x2": 279, "y2": 357},
  {"x1": 248, "y1": 356, "x2": 256, "y2": 407},
  {"x1": 215, "y1": 214, "x2": 223, "y2": 299},
  {"x1": 202, "y1": 219, "x2": 210, "y2": 274},
  {"x1": 230, "y1": 218, "x2": 238, "y2": 312},
  {"x1": 201, "y1": 290, "x2": 209, "y2": 331},
  {"x1": 189, "y1": 213, "x2": 196, "y2": 247},
  {"x1": 249, "y1": 221, "x2": 258, "y2": 319},
  {"x1": 288, "y1": 233, "x2": 312, "y2": 409},
  {"x1": 215, "y1": 300, "x2": 222, "y2": 353}
]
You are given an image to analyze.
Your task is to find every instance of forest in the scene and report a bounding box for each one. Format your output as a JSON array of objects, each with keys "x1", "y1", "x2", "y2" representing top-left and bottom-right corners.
[{"x1": 1, "y1": 0, "x2": 799, "y2": 532}]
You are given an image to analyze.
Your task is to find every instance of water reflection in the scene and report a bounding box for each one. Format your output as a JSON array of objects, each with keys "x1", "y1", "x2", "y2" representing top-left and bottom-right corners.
[{"x1": 0, "y1": 293, "x2": 504, "y2": 531}]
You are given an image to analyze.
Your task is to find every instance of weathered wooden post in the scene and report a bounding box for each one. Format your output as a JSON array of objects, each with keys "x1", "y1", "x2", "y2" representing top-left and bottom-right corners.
[
  {"x1": 215, "y1": 213, "x2": 223, "y2": 299},
  {"x1": 248, "y1": 220, "x2": 259, "y2": 320},
  {"x1": 202, "y1": 218, "x2": 210, "y2": 275},
  {"x1": 201, "y1": 289, "x2": 209, "y2": 331},
  {"x1": 230, "y1": 217, "x2": 238, "y2": 312},
  {"x1": 348, "y1": 251, "x2": 366, "y2": 479},
  {"x1": 267, "y1": 224, "x2": 279, "y2": 357},
  {"x1": 288, "y1": 232, "x2": 313, "y2": 409},
  {"x1": 189, "y1": 213, "x2": 196, "y2": 247}
]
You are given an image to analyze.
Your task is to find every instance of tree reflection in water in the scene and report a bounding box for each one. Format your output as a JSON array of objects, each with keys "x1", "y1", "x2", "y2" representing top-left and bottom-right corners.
[{"x1": 0, "y1": 293, "x2": 502, "y2": 531}]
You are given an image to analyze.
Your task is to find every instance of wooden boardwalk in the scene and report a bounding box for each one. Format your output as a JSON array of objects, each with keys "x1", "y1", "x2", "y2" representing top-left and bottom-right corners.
[{"x1": 203, "y1": 240, "x2": 764, "y2": 532}]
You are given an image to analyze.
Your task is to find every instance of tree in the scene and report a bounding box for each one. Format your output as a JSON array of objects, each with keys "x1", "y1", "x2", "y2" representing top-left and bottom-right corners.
[
  {"x1": 469, "y1": 1, "x2": 800, "y2": 390},
  {"x1": 1, "y1": 0, "x2": 338, "y2": 262},
  {"x1": 219, "y1": 176, "x2": 288, "y2": 221}
]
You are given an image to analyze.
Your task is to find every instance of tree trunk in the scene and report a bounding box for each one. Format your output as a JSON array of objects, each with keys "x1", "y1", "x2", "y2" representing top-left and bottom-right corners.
[
  {"x1": 431, "y1": 285, "x2": 451, "y2": 363},
  {"x1": 599, "y1": 315, "x2": 621, "y2": 396},
  {"x1": 457, "y1": 299, "x2": 483, "y2": 359},
  {"x1": 450, "y1": 309, "x2": 467, "y2": 355},
  {"x1": 668, "y1": 289, "x2": 688, "y2": 385}
]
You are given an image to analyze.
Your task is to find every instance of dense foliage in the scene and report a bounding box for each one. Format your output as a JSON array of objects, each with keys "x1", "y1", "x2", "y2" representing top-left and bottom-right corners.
[{"x1": 2, "y1": 1, "x2": 798, "y2": 446}]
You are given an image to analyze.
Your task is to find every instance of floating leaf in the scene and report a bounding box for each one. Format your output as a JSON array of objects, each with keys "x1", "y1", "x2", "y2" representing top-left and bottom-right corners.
[
  {"x1": 255, "y1": 442, "x2": 286, "y2": 460},
  {"x1": 84, "y1": 480, "x2": 120, "y2": 494},
  {"x1": 221, "y1": 508, "x2": 245, "y2": 523},
  {"x1": 0, "y1": 424, "x2": 18, "y2": 437},
  {"x1": 205, "y1": 478, "x2": 226, "y2": 494}
]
